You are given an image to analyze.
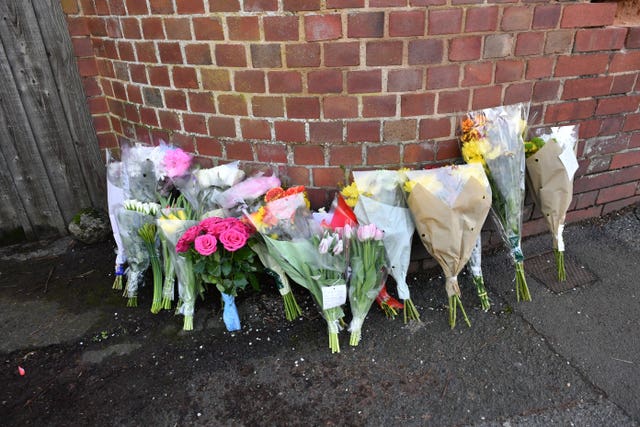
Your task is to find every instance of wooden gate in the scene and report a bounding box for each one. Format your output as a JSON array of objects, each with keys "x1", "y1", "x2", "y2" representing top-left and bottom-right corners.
[{"x1": 0, "y1": 0, "x2": 105, "y2": 244}]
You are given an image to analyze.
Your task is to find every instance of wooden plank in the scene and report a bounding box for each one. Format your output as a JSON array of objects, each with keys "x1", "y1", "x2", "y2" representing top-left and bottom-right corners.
[
  {"x1": 33, "y1": 0, "x2": 106, "y2": 209},
  {"x1": 0, "y1": 38, "x2": 66, "y2": 236},
  {"x1": 0, "y1": 1, "x2": 92, "y2": 224}
]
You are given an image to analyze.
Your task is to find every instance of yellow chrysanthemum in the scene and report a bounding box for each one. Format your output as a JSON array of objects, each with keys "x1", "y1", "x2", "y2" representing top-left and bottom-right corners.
[
  {"x1": 340, "y1": 182, "x2": 360, "y2": 208},
  {"x1": 403, "y1": 180, "x2": 416, "y2": 194}
]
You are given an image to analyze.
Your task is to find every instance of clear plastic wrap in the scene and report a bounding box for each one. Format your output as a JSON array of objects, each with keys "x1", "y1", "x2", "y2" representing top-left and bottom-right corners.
[{"x1": 106, "y1": 150, "x2": 126, "y2": 289}]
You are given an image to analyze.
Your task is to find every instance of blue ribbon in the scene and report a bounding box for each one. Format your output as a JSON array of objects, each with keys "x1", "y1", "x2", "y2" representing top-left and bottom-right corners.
[
  {"x1": 221, "y1": 293, "x2": 241, "y2": 332},
  {"x1": 115, "y1": 264, "x2": 125, "y2": 276}
]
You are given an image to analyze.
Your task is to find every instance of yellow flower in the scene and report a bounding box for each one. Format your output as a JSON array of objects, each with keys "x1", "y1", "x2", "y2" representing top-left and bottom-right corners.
[
  {"x1": 403, "y1": 180, "x2": 416, "y2": 194},
  {"x1": 340, "y1": 182, "x2": 360, "y2": 208}
]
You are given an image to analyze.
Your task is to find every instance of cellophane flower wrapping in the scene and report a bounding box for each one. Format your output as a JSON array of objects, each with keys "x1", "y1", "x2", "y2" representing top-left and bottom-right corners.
[
  {"x1": 467, "y1": 235, "x2": 490, "y2": 311},
  {"x1": 158, "y1": 219, "x2": 200, "y2": 330},
  {"x1": 347, "y1": 224, "x2": 388, "y2": 345},
  {"x1": 351, "y1": 170, "x2": 420, "y2": 322},
  {"x1": 525, "y1": 125, "x2": 578, "y2": 281},
  {"x1": 157, "y1": 208, "x2": 191, "y2": 310},
  {"x1": 106, "y1": 152, "x2": 127, "y2": 290},
  {"x1": 249, "y1": 193, "x2": 348, "y2": 353},
  {"x1": 461, "y1": 103, "x2": 532, "y2": 302},
  {"x1": 405, "y1": 164, "x2": 492, "y2": 327},
  {"x1": 121, "y1": 144, "x2": 163, "y2": 203},
  {"x1": 214, "y1": 172, "x2": 281, "y2": 215}
]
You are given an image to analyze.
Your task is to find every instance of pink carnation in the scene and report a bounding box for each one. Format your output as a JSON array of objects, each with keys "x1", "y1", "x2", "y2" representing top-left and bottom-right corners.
[
  {"x1": 163, "y1": 148, "x2": 191, "y2": 178},
  {"x1": 219, "y1": 227, "x2": 248, "y2": 252},
  {"x1": 194, "y1": 234, "x2": 218, "y2": 256}
]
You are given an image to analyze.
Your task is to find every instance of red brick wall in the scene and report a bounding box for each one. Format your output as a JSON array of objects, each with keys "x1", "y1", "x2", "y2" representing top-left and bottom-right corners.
[{"x1": 62, "y1": 0, "x2": 640, "y2": 225}]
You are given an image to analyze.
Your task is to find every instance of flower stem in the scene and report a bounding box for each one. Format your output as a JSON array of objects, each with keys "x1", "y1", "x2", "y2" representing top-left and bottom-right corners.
[
  {"x1": 555, "y1": 249, "x2": 566, "y2": 282},
  {"x1": 515, "y1": 261, "x2": 531, "y2": 302},
  {"x1": 282, "y1": 291, "x2": 302, "y2": 321},
  {"x1": 150, "y1": 256, "x2": 164, "y2": 314},
  {"x1": 183, "y1": 315, "x2": 193, "y2": 331},
  {"x1": 112, "y1": 275, "x2": 123, "y2": 290},
  {"x1": 126, "y1": 296, "x2": 137, "y2": 307},
  {"x1": 349, "y1": 329, "x2": 361, "y2": 346},
  {"x1": 402, "y1": 298, "x2": 421, "y2": 323},
  {"x1": 449, "y1": 294, "x2": 471, "y2": 329},
  {"x1": 161, "y1": 297, "x2": 172, "y2": 310},
  {"x1": 472, "y1": 275, "x2": 491, "y2": 311},
  {"x1": 329, "y1": 332, "x2": 340, "y2": 353},
  {"x1": 379, "y1": 301, "x2": 398, "y2": 319}
]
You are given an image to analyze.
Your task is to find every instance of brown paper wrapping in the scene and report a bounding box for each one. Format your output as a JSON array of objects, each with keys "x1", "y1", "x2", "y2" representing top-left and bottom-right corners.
[
  {"x1": 525, "y1": 141, "x2": 573, "y2": 248},
  {"x1": 408, "y1": 178, "x2": 491, "y2": 296}
]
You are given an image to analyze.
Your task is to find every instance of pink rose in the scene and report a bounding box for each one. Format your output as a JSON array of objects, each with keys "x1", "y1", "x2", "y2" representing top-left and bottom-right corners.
[
  {"x1": 219, "y1": 227, "x2": 248, "y2": 252},
  {"x1": 194, "y1": 234, "x2": 217, "y2": 256},
  {"x1": 175, "y1": 238, "x2": 190, "y2": 253},
  {"x1": 206, "y1": 218, "x2": 234, "y2": 237},
  {"x1": 199, "y1": 217, "x2": 224, "y2": 234},
  {"x1": 176, "y1": 225, "x2": 203, "y2": 253}
]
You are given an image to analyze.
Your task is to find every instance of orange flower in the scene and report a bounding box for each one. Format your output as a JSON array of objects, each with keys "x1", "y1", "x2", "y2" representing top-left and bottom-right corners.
[
  {"x1": 284, "y1": 185, "x2": 306, "y2": 196},
  {"x1": 264, "y1": 187, "x2": 285, "y2": 202}
]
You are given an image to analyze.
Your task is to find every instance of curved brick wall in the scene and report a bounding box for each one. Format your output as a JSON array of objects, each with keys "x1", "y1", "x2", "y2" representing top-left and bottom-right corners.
[{"x1": 63, "y1": 0, "x2": 640, "y2": 226}]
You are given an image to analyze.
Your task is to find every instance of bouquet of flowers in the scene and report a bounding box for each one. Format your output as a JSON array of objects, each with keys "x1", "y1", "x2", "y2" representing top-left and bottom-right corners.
[
  {"x1": 138, "y1": 222, "x2": 163, "y2": 313},
  {"x1": 344, "y1": 170, "x2": 420, "y2": 322},
  {"x1": 214, "y1": 171, "x2": 281, "y2": 216},
  {"x1": 405, "y1": 164, "x2": 492, "y2": 327},
  {"x1": 116, "y1": 200, "x2": 160, "y2": 307},
  {"x1": 347, "y1": 223, "x2": 387, "y2": 345},
  {"x1": 525, "y1": 126, "x2": 579, "y2": 281},
  {"x1": 176, "y1": 217, "x2": 258, "y2": 332},
  {"x1": 249, "y1": 192, "x2": 348, "y2": 353},
  {"x1": 468, "y1": 236, "x2": 490, "y2": 311},
  {"x1": 461, "y1": 103, "x2": 531, "y2": 302},
  {"x1": 106, "y1": 151, "x2": 127, "y2": 290}
]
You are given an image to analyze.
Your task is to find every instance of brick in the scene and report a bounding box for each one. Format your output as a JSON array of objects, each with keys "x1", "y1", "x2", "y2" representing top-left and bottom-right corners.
[
  {"x1": 427, "y1": 65, "x2": 460, "y2": 90},
  {"x1": 347, "y1": 121, "x2": 380, "y2": 142},
  {"x1": 515, "y1": 32, "x2": 544, "y2": 56},
  {"x1": 504, "y1": 82, "x2": 532, "y2": 105},
  {"x1": 129, "y1": 64, "x2": 147, "y2": 84},
  {"x1": 184, "y1": 44, "x2": 211, "y2": 65},
  {"x1": 573, "y1": 190, "x2": 598, "y2": 210},
  {"x1": 501, "y1": 6, "x2": 532, "y2": 31},
  {"x1": 597, "y1": 182, "x2": 637, "y2": 204},
  {"x1": 117, "y1": 41, "x2": 135, "y2": 61},
  {"x1": 347, "y1": 12, "x2": 384, "y2": 38},
  {"x1": 408, "y1": 39, "x2": 444, "y2": 65},
  {"x1": 201, "y1": 69, "x2": 231, "y2": 91},
  {"x1": 112, "y1": 80, "x2": 126, "y2": 99},
  {"x1": 324, "y1": 42, "x2": 360, "y2": 67},
  {"x1": 252, "y1": 96, "x2": 284, "y2": 117},
  {"x1": 566, "y1": 206, "x2": 602, "y2": 224},
  {"x1": 419, "y1": 117, "x2": 451, "y2": 139},
  {"x1": 611, "y1": 75, "x2": 637, "y2": 95},
  {"x1": 599, "y1": 117, "x2": 624, "y2": 136},
  {"x1": 76, "y1": 58, "x2": 98, "y2": 76},
  {"x1": 323, "y1": 96, "x2": 358, "y2": 119},
  {"x1": 370, "y1": 0, "x2": 405, "y2": 5},
  {"x1": 268, "y1": 71, "x2": 303, "y2": 93},
  {"x1": 429, "y1": 9, "x2": 462, "y2": 35},
  {"x1": 437, "y1": 90, "x2": 470, "y2": 114},
  {"x1": 577, "y1": 120, "x2": 602, "y2": 139},
  {"x1": 387, "y1": 69, "x2": 423, "y2": 92},
  {"x1": 347, "y1": 70, "x2": 381, "y2": 93},
  {"x1": 183, "y1": 114, "x2": 207, "y2": 134},
  {"x1": 264, "y1": 16, "x2": 299, "y2": 41},
  {"x1": 526, "y1": 57, "x2": 554, "y2": 79},
  {"x1": 88, "y1": 17, "x2": 107, "y2": 37},
  {"x1": 389, "y1": 11, "x2": 425, "y2": 37},
  {"x1": 532, "y1": 80, "x2": 560, "y2": 102},
  {"x1": 66, "y1": 17, "x2": 90, "y2": 36},
  {"x1": 544, "y1": 30, "x2": 573, "y2": 55},
  {"x1": 210, "y1": 0, "x2": 240, "y2": 12},
  {"x1": 82, "y1": 77, "x2": 101, "y2": 97},
  {"x1": 366, "y1": 41, "x2": 403, "y2": 66},
  {"x1": 240, "y1": 119, "x2": 271, "y2": 140},
  {"x1": 157, "y1": 43, "x2": 182, "y2": 64},
  {"x1": 255, "y1": 143, "x2": 287, "y2": 163},
  {"x1": 286, "y1": 43, "x2": 321, "y2": 68},
  {"x1": 218, "y1": 94, "x2": 248, "y2": 116},
  {"x1": 248, "y1": 44, "x2": 282, "y2": 69},
  {"x1": 401, "y1": 93, "x2": 435, "y2": 117},
  {"x1": 623, "y1": 114, "x2": 640, "y2": 132},
  {"x1": 109, "y1": 0, "x2": 126, "y2": 15},
  {"x1": 384, "y1": 119, "x2": 417, "y2": 142},
  {"x1": 97, "y1": 133, "x2": 118, "y2": 150},
  {"x1": 611, "y1": 150, "x2": 640, "y2": 169},
  {"x1": 164, "y1": 90, "x2": 187, "y2": 109},
  {"x1": 495, "y1": 60, "x2": 524, "y2": 83},
  {"x1": 274, "y1": 121, "x2": 306, "y2": 142},
  {"x1": 121, "y1": 18, "x2": 141, "y2": 39},
  {"x1": 61, "y1": 0, "x2": 79, "y2": 14},
  {"x1": 164, "y1": 18, "x2": 191, "y2": 40},
  {"x1": 327, "y1": 0, "x2": 364, "y2": 7},
  {"x1": 286, "y1": 97, "x2": 321, "y2": 119},
  {"x1": 105, "y1": 18, "x2": 122, "y2": 38},
  {"x1": 561, "y1": 3, "x2": 617, "y2": 29},
  {"x1": 176, "y1": 0, "x2": 204, "y2": 13},
  {"x1": 462, "y1": 62, "x2": 492, "y2": 87},
  {"x1": 173, "y1": 67, "x2": 198, "y2": 89},
  {"x1": 295, "y1": 145, "x2": 325, "y2": 165},
  {"x1": 367, "y1": 145, "x2": 400, "y2": 165},
  {"x1": 484, "y1": 34, "x2": 513, "y2": 58},
  {"x1": 435, "y1": 140, "x2": 461, "y2": 161},
  {"x1": 158, "y1": 110, "x2": 181, "y2": 130},
  {"x1": 329, "y1": 145, "x2": 363, "y2": 166},
  {"x1": 472, "y1": 86, "x2": 501, "y2": 110},
  {"x1": 532, "y1": 4, "x2": 560, "y2": 29},
  {"x1": 574, "y1": 28, "x2": 627, "y2": 52},
  {"x1": 226, "y1": 141, "x2": 254, "y2": 161},
  {"x1": 449, "y1": 36, "x2": 482, "y2": 61},
  {"x1": 150, "y1": 0, "x2": 174, "y2": 13},
  {"x1": 235, "y1": 70, "x2": 266, "y2": 93},
  {"x1": 188, "y1": 92, "x2": 215, "y2": 113},
  {"x1": 310, "y1": 122, "x2": 343, "y2": 142},
  {"x1": 208, "y1": 117, "x2": 236, "y2": 138},
  {"x1": 308, "y1": 70, "x2": 343, "y2": 93},
  {"x1": 143, "y1": 87, "x2": 163, "y2": 107},
  {"x1": 284, "y1": 167, "x2": 311, "y2": 186},
  {"x1": 193, "y1": 17, "x2": 224, "y2": 40},
  {"x1": 305, "y1": 14, "x2": 342, "y2": 42},
  {"x1": 135, "y1": 42, "x2": 157, "y2": 62},
  {"x1": 125, "y1": 0, "x2": 148, "y2": 14},
  {"x1": 228, "y1": 16, "x2": 260, "y2": 41},
  {"x1": 313, "y1": 168, "x2": 345, "y2": 187},
  {"x1": 283, "y1": 0, "x2": 320, "y2": 10},
  {"x1": 627, "y1": 27, "x2": 640, "y2": 49},
  {"x1": 545, "y1": 100, "x2": 596, "y2": 123},
  {"x1": 215, "y1": 44, "x2": 247, "y2": 67},
  {"x1": 363, "y1": 95, "x2": 396, "y2": 118},
  {"x1": 603, "y1": 195, "x2": 640, "y2": 215},
  {"x1": 596, "y1": 95, "x2": 640, "y2": 116},
  {"x1": 403, "y1": 142, "x2": 435, "y2": 164},
  {"x1": 562, "y1": 77, "x2": 612, "y2": 100},
  {"x1": 195, "y1": 136, "x2": 222, "y2": 157},
  {"x1": 243, "y1": 0, "x2": 277, "y2": 10},
  {"x1": 609, "y1": 51, "x2": 640, "y2": 73},
  {"x1": 465, "y1": 7, "x2": 499, "y2": 33},
  {"x1": 93, "y1": 115, "x2": 111, "y2": 133}
]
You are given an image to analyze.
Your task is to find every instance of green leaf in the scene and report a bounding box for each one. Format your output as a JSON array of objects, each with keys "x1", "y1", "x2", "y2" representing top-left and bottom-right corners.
[{"x1": 221, "y1": 261, "x2": 232, "y2": 277}]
